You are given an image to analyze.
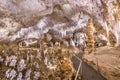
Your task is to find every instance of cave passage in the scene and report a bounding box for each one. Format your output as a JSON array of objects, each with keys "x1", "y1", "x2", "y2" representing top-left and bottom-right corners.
[{"x1": 0, "y1": 0, "x2": 120, "y2": 80}]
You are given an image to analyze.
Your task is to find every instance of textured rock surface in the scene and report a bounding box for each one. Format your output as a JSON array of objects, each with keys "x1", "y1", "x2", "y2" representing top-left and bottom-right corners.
[
  {"x1": 0, "y1": 0, "x2": 119, "y2": 45},
  {"x1": 86, "y1": 19, "x2": 95, "y2": 53},
  {"x1": 0, "y1": 0, "x2": 120, "y2": 80},
  {"x1": 0, "y1": 40, "x2": 80, "y2": 80},
  {"x1": 83, "y1": 46, "x2": 120, "y2": 80}
]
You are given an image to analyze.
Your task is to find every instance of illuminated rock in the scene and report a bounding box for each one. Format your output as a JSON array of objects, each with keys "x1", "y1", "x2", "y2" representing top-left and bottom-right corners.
[{"x1": 86, "y1": 19, "x2": 95, "y2": 53}]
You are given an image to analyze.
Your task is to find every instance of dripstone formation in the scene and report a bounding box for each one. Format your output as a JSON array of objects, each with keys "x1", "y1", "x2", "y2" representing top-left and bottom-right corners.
[{"x1": 0, "y1": 39, "x2": 80, "y2": 80}]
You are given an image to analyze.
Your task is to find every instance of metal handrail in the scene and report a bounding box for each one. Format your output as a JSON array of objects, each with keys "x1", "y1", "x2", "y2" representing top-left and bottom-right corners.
[{"x1": 73, "y1": 54, "x2": 83, "y2": 80}]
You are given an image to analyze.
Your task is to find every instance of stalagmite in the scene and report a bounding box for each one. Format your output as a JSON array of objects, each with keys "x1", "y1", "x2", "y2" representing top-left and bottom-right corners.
[
  {"x1": 45, "y1": 33, "x2": 52, "y2": 42},
  {"x1": 70, "y1": 38, "x2": 75, "y2": 47},
  {"x1": 86, "y1": 18, "x2": 95, "y2": 53}
]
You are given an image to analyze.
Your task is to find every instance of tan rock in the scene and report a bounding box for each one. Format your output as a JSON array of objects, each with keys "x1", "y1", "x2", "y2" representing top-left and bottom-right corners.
[
  {"x1": 83, "y1": 46, "x2": 120, "y2": 80},
  {"x1": 62, "y1": 40, "x2": 69, "y2": 47},
  {"x1": 43, "y1": 33, "x2": 52, "y2": 42},
  {"x1": 0, "y1": 41, "x2": 80, "y2": 80},
  {"x1": 69, "y1": 38, "x2": 75, "y2": 47},
  {"x1": 86, "y1": 18, "x2": 95, "y2": 53}
]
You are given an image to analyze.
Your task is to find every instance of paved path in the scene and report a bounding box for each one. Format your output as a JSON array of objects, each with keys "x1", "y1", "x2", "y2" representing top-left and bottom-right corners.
[{"x1": 72, "y1": 52, "x2": 107, "y2": 80}]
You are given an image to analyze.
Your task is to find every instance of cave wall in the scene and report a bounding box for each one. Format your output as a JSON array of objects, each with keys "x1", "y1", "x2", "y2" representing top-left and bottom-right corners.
[{"x1": 0, "y1": 0, "x2": 120, "y2": 46}]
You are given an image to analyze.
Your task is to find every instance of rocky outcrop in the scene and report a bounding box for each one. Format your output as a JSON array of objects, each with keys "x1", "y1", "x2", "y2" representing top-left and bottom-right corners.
[{"x1": 83, "y1": 46, "x2": 120, "y2": 80}]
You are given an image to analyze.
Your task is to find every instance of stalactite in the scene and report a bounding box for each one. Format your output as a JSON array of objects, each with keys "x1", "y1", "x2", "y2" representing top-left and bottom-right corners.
[
  {"x1": 113, "y1": 4, "x2": 120, "y2": 46},
  {"x1": 104, "y1": 22, "x2": 110, "y2": 46},
  {"x1": 100, "y1": 0, "x2": 111, "y2": 46}
]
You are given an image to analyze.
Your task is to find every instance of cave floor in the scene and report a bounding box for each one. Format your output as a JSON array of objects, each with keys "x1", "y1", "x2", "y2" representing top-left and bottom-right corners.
[
  {"x1": 72, "y1": 51, "x2": 106, "y2": 80},
  {"x1": 83, "y1": 46, "x2": 120, "y2": 80}
]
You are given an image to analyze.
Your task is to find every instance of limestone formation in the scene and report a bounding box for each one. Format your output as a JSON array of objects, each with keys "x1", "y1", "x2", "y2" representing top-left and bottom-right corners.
[
  {"x1": 69, "y1": 38, "x2": 75, "y2": 47},
  {"x1": 62, "y1": 40, "x2": 69, "y2": 47},
  {"x1": 86, "y1": 19, "x2": 95, "y2": 53},
  {"x1": 0, "y1": 0, "x2": 119, "y2": 45},
  {"x1": 44, "y1": 33, "x2": 52, "y2": 42},
  {"x1": 0, "y1": 0, "x2": 120, "y2": 80},
  {"x1": 0, "y1": 41, "x2": 80, "y2": 80}
]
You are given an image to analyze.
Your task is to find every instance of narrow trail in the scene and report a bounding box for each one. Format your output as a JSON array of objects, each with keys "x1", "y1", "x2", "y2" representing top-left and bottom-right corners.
[{"x1": 72, "y1": 52, "x2": 107, "y2": 80}]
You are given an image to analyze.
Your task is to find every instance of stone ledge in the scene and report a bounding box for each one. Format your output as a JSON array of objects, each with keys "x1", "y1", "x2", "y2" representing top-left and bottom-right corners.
[{"x1": 83, "y1": 46, "x2": 120, "y2": 80}]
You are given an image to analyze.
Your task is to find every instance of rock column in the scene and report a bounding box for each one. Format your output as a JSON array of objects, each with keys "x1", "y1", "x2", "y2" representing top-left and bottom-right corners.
[{"x1": 86, "y1": 18, "x2": 95, "y2": 54}]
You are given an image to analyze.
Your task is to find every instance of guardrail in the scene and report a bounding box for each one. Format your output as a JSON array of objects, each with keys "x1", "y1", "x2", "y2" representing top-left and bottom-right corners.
[{"x1": 73, "y1": 54, "x2": 83, "y2": 80}]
